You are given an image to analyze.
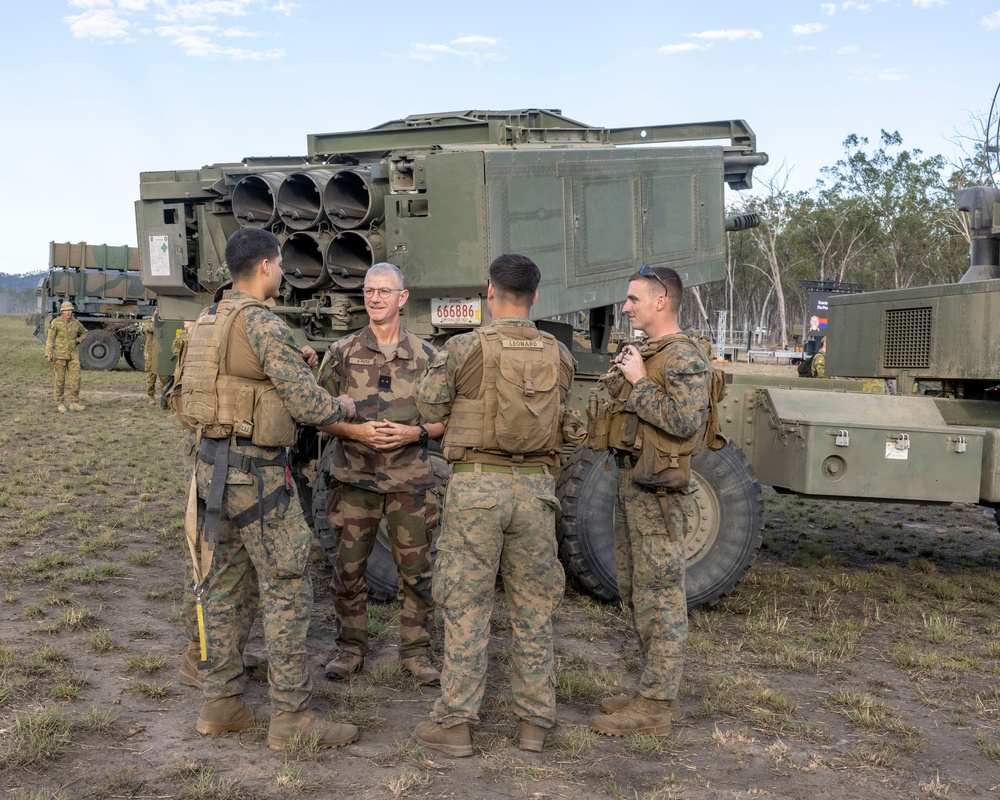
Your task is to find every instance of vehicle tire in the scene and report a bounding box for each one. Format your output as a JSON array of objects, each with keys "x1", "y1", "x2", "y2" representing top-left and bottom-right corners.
[
  {"x1": 556, "y1": 442, "x2": 763, "y2": 610},
  {"x1": 128, "y1": 337, "x2": 145, "y2": 372},
  {"x1": 78, "y1": 330, "x2": 122, "y2": 371}
]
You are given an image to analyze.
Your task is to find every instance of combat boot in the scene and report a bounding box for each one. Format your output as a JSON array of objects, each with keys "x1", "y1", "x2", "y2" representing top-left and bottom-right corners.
[
  {"x1": 589, "y1": 696, "x2": 674, "y2": 737},
  {"x1": 600, "y1": 694, "x2": 681, "y2": 721},
  {"x1": 70, "y1": 402, "x2": 85, "y2": 412},
  {"x1": 413, "y1": 720, "x2": 473, "y2": 758},
  {"x1": 195, "y1": 696, "x2": 267, "y2": 736},
  {"x1": 267, "y1": 709, "x2": 358, "y2": 751},
  {"x1": 401, "y1": 654, "x2": 441, "y2": 686},
  {"x1": 324, "y1": 650, "x2": 363, "y2": 680},
  {"x1": 147, "y1": 396, "x2": 156, "y2": 405},
  {"x1": 180, "y1": 644, "x2": 261, "y2": 689},
  {"x1": 57, "y1": 403, "x2": 67, "y2": 413},
  {"x1": 517, "y1": 720, "x2": 547, "y2": 752}
]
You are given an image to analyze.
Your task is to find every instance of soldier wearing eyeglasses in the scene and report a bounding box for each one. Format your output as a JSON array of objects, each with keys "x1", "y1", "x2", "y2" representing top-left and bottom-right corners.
[{"x1": 317, "y1": 262, "x2": 444, "y2": 686}]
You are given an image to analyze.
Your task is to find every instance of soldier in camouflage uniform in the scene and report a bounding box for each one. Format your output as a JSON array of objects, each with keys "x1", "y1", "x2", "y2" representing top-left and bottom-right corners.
[
  {"x1": 589, "y1": 264, "x2": 709, "y2": 738},
  {"x1": 189, "y1": 227, "x2": 359, "y2": 751},
  {"x1": 317, "y1": 262, "x2": 444, "y2": 686},
  {"x1": 45, "y1": 301, "x2": 87, "y2": 413},
  {"x1": 413, "y1": 254, "x2": 582, "y2": 757},
  {"x1": 811, "y1": 337, "x2": 828, "y2": 378},
  {"x1": 143, "y1": 310, "x2": 169, "y2": 405},
  {"x1": 171, "y1": 320, "x2": 194, "y2": 382}
]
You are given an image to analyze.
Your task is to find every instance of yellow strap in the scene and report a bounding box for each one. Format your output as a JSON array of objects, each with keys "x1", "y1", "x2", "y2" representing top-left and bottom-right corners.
[{"x1": 183, "y1": 429, "x2": 214, "y2": 664}]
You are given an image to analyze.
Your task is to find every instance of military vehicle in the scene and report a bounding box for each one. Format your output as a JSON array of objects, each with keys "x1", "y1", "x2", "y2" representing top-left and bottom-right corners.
[
  {"x1": 34, "y1": 241, "x2": 155, "y2": 370},
  {"x1": 135, "y1": 108, "x2": 770, "y2": 607}
]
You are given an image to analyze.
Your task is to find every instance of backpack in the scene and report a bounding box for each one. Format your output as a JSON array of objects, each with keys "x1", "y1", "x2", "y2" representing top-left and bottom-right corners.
[{"x1": 797, "y1": 355, "x2": 814, "y2": 378}]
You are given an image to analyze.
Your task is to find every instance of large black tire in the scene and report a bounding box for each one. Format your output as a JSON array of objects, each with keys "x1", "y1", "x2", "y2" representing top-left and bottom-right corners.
[
  {"x1": 128, "y1": 337, "x2": 145, "y2": 372},
  {"x1": 78, "y1": 330, "x2": 122, "y2": 371},
  {"x1": 556, "y1": 443, "x2": 763, "y2": 610}
]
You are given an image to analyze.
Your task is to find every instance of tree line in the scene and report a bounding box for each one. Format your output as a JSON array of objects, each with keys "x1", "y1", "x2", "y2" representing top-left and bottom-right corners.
[{"x1": 689, "y1": 127, "x2": 992, "y2": 348}]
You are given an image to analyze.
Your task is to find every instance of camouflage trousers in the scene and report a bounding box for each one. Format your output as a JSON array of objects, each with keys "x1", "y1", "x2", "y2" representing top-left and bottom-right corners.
[
  {"x1": 614, "y1": 469, "x2": 690, "y2": 701},
  {"x1": 195, "y1": 458, "x2": 313, "y2": 712},
  {"x1": 146, "y1": 371, "x2": 168, "y2": 398},
  {"x1": 327, "y1": 483, "x2": 437, "y2": 659},
  {"x1": 431, "y1": 469, "x2": 565, "y2": 728},
  {"x1": 52, "y1": 356, "x2": 81, "y2": 403}
]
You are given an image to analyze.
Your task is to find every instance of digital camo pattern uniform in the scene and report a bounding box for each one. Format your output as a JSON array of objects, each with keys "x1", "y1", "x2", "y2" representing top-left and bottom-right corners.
[
  {"x1": 195, "y1": 290, "x2": 350, "y2": 712},
  {"x1": 614, "y1": 337, "x2": 709, "y2": 702},
  {"x1": 417, "y1": 318, "x2": 574, "y2": 729},
  {"x1": 45, "y1": 316, "x2": 87, "y2": 403},
  {"x1": 143, "y1": 317, "x2": 168, "y2": 398},
  {"x1": 317, "y1": 327, "x2": 438, "y2": 660}
]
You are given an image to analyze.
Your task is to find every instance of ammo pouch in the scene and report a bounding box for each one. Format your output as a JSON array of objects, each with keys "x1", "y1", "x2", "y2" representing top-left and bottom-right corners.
[{"x1": 630, "y1": 420, "x2": 693, "y2": 490}]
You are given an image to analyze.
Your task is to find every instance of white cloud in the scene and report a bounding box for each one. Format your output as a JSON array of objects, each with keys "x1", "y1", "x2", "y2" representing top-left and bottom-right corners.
[
  {"x1": 836, "y1": 44, "x2": 860, "y2": 54},
  {"x1": 222, "y1": 27, "x2": 261, "y2": 37},
  {"x1": 401, "y1": 35, "x2": 502, "y2": 63},
  {"x1": 983, "y1": 11, "x2": 1000, "y2": 30},
  {"x1": 878, "y1": 68, "x2": 908, "y2": 80},
  {"x1": 791, "y1": 22, "x2": 828, "y2": 35},
  {"x1": 842, "y1": 1, "x2": 872, "y2": 10},
  {"x1": 913, "y1": 0, "x2": 947, "y2": 7},
  {"x1": 64, "y1": 8, "x2": 132, "y2": 40},
  {"x1": 659, "y1": 42, "x2": 704, "y2": 54},
  {"x1": 820, "y1": 2, "x2": 836, "y2": 14},
  {"x1": 153, "y1": 1, "x2": 255, "y2": 23},
  {"x1": 686, "y1": 28, "x2": 762, "y2": 41}
]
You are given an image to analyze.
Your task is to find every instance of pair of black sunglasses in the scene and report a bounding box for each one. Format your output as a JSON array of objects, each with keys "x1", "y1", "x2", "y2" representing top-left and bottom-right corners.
[{"x1": 639, "y1": 263, "x2": 667, "y2": 292}]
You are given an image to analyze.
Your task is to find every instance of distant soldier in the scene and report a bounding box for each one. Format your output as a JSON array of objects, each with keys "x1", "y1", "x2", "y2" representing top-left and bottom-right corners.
[
  {"x1": 811, "y1": 338, "x2": 828, "y2": 378},
  {"x1": 143, "y1": 309, "x2": 169, "y2": 405},
  {"x1": 317, "y1": 262, "x2": 444, "y2": 687},
  {"x1": 45, "y1": 301, "x2": 87, "y2": 413},
  {"x1": 171, "y1": 320, "x2": 195, "y2": 383}
]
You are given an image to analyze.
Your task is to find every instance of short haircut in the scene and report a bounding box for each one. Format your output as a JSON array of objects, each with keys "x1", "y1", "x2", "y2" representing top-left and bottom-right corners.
[
  {"x1": 631, "y1": 264, "x2": 682, "y2": 307},
  {"x1": 366, "y1": 262, "x2": 405, "y2": 289},
  {"x1": 488, "y1": 254, "x2": 540, "y2": 305},
  {"x1": 225, "y1": 228, "x2": 280, "y2": 281}
]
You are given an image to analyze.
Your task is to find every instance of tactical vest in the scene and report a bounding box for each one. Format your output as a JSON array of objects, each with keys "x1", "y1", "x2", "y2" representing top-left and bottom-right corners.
[
  {"x1": 587, "y1": 334, "x2": 726, "y2": 489},
  {"x1": 176, "y1": 296, "x2": 296, "y2": 447},
  {"x1": 443, "y1": 327, "x2": 564, "y2": 463}
]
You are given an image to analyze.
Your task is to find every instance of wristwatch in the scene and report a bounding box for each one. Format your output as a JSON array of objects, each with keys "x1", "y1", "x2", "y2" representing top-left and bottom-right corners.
[{"x1": 417, "y1": 425, "x2": 429, "y2": 446}]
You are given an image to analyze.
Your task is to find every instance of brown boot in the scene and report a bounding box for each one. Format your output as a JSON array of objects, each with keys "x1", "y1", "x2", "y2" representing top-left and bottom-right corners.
[
  {"x1": 180, "y1": 645, "x2": 263, "y2": 689},
  {"x1": 195, "y1": 696, "x2": 267, "y2": 736},
  {"x1": 57, "y1": 403, "x2": 67, "y2": 414},
  {"x1": 589, "y1": 696, "x2": 674, "y2": 737},
  {"x1": 413, "y1": 720, "x2": 473, "y2": 758},
  {"x1": 70, "y1": 402, "x2": 85, "y2": 412},
  {"x1": 324, "y1": 650, "x2": 364, "y2": 680},
  {"x1": 600, "y1": 694, "x2": 681, "y2": 721},
  {"x1": 401, "y1": 654, "x2": 441, "y2": 686},
  {"x1": 517, "y1": 720, "x2": 547, "y2": 752},
  {"x1": 267, "y1": 709, "x2": 358, "y2": 751}
]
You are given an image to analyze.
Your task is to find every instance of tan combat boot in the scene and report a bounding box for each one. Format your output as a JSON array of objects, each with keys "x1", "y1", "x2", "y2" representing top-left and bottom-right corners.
[
  {"x1": 195, "y1": 696, "x2": 267, "y2": 735},
  {"x1": 600, "y1": 694, "x2": 681, "y2": 721},
  {"x1": 401, "y1": 654, "x2": 441, "y2": 686},
  {"x1": 517, "y1": 720, "x2": 547, "y2": 752},
  {"x1": 267, "y1": 709, "x2": 358, "y2": 751},
  {"x1": 589, "y1": 696, "x2": 674, "y2": 737},
  {"x1": 70, "y1": 402, "x2": 85, "y2": 412},
  {"x1": 414, "y1": 720, "x2": 473, "y2": 758},
  {"x1": 57, "y1": 403, "x2": 67, "y2": 413},
  {"x1": 324, "y1": 650, "x2": 364, "y2": 680},
  {"x1": 179, "y1": 644, "x2": 261, "y2": 689}
]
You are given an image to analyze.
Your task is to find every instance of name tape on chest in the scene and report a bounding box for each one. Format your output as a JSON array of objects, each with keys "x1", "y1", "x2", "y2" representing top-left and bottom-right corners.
[{"x1": 349, "y1": 357, "x2": 376, "y2": 366}]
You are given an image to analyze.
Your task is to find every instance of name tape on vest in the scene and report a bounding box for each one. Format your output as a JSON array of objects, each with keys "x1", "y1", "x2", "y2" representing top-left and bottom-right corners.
[{"x1": 502, "y1": 340, "x2": 544, "y2": 349}]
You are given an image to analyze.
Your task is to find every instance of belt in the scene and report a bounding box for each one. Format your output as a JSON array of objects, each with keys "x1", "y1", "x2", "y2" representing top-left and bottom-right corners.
[
  {"x1": 451, "y1": 463, "x2": 548, "y2": 475},
  {"x1": 198, "y1": 437, "x2": 257, "y2": 467},
  {"x1": 614, "y1": 451, "x2": 636, "y2": 470}
]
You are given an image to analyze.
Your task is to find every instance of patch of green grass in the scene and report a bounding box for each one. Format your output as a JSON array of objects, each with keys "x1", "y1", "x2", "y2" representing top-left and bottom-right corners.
[
  {"x1": 85, "y1": 627, "x2": 117, "y2": 653},
  {"x1": 125, "y1": 652, "x2": 168, "y2": 674},
  {"x1": 0, "y1": 706, "x2": 72, "y2": 770},
  {"x1": 77, "y1": 704, "x2": 120, "y2": 734},
  {"x1": 128, "y1": 681, "x2": 174, "y2": 700},
  {"x1": 126, "y1": 549, "x2": 158, "y2": 567}
]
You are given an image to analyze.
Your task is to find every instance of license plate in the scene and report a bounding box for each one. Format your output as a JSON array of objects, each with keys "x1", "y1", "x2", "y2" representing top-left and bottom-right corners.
[{"x1": 431, "y1": 297, "x2": 482, "y2": 326}]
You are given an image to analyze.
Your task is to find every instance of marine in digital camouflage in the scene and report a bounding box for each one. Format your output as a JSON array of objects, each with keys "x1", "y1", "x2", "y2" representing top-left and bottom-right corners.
[
  {"x1": 318, "y1": 324, "x2": 438, "y2": 660},
  {"x1": 143, "y1": 315, "x2": 168, "y2": 398},
  {"x1": 45, "y1": 314, "x2": 87, "y2": 404},
  {"x1": 614, "y1": 335, "x2": 709, "y2": 702},
  {"x1": 197, "y1": 289, "x2": 351, "y2": 712},
  {"x1": 171, "y1": 326, "x2": 191, "y2": 382},
  {"x1": 417, "y1": 315, "x2": 573, "y2": 729}
]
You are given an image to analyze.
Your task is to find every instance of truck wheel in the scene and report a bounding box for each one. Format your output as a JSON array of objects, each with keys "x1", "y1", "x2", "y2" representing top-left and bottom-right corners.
[
  {"x1": 310, "y1": 446, "x2": 399, "y2": 604},
  {"x1": 78, "y1": 330, "x2": 122, "y2": 371},
  {"x1": 556, "y1": 443, "x2": 763, "y2": 610},
  {"x1": 128, "y1": 337, "x2": 145, "y2": 372}
]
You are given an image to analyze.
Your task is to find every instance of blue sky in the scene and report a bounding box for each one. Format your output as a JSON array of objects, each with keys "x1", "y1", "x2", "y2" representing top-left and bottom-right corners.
[{"x1": 1, "y1": 0, "x2": 996, "y2": 274}]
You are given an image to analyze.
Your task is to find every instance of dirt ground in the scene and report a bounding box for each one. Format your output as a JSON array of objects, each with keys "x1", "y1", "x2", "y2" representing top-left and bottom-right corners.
[{"x1": 2, "y1": 321, "x2": 1000, "y2": 799}]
